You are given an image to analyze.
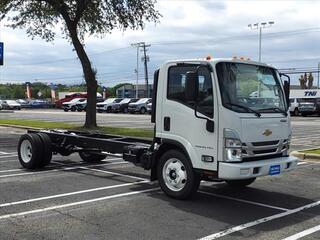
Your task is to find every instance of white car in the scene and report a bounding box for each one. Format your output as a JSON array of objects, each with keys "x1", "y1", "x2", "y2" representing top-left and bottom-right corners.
[
  {"x1": 62, "y1": 98, "x2": 86, "y2": 112},
  {"x1": 96, "y1": 98, "x2": 122, "y2": 113},
  {"x1": 128, "y1": 98, "x2": 152, "y2": 114},
  {"x1": 0, "y1": 100, "x2": 21, "y2": 110}
]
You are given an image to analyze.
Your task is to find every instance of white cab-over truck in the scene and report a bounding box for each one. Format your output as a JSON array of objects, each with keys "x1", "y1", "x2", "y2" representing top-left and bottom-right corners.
[{"x1": 17, "y1": 58, "x2": 298, "y2": 199}]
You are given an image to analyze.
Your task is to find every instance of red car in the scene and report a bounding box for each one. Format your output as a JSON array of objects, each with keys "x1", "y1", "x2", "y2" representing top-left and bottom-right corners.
[{"x1": 55, "y1": 93, "x2": 87, "y2": 108}]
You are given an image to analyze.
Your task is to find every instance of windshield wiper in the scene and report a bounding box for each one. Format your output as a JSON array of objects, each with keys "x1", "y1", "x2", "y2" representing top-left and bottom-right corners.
[
  {"x1": 258, "y1": 107, "x2": 288, "y2": 117},
  {"x1": 226, "y1": 103, "x2": 261, "y2": 117}
]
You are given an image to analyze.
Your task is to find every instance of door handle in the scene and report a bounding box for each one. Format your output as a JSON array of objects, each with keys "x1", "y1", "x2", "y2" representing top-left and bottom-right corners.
[{"x1": 164, "y1": 117, "x2": 170, "y2": 131}]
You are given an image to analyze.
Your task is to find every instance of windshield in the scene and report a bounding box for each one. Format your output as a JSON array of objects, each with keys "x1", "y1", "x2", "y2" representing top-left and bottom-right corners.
[
  {"x1": 136, "y1": 98, "x2": 149, "y2": 104},
  {"x1": 120, "y1": 98, "x2": 131, "y2": 104},
  {"x1": 216, "y1": 62, "x2": 286, "y2": 113},
  {"x1": 103, "y1": 98, "x2": 115, "y2": 104}
]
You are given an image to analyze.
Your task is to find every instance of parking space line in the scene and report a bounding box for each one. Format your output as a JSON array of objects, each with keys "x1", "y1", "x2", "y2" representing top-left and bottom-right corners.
[
  {"x1": 198, "y1": 200, "x2": 320, "y2": 240},
  {"x1": 199, "y1": 191, "x2": 289, "y2": 211},
  {"x1": 0, "y1": 155, "x2": 18, "y2": 159},
  {"x1": 0, "y1": 158, "x2": 125, "y2": 174},
  {"x1": 0, "y1": 151, "x2": 16, "y2": 155},
  {"x1": 0, "y1": 161, "x2": 128, "y2": 178},
  {"x1": 282, "y1": 224, "x2": 320, "y2": 240},
  {"x1": 0, "y1": 180, "x2": 149, "y2": 208},
  {"x1": 0, "y1": 188, "x2": 159, "y2": 221},
  {"x1": 79, "y1": 166, "x2": 149, "y2": 181}
]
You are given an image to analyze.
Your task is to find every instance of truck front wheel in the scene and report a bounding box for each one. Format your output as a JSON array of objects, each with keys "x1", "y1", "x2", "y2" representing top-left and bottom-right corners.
[
  {"x1": 225, "y1": 178, "x2": 256, "y2": 188},
  {"x1": 157, "y1": 149, "x2": 200, "y2": 199}
]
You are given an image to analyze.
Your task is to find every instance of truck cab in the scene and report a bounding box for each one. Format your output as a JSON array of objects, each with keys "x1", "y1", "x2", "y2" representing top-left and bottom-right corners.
[{"x1": 146, "y1": 58, "x2": 297, "y2": 198}]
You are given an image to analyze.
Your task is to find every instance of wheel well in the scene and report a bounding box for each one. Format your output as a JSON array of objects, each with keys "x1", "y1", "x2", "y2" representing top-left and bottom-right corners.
[{"x1": 151, "y1": 142, "x2": 191, "y2": 181}]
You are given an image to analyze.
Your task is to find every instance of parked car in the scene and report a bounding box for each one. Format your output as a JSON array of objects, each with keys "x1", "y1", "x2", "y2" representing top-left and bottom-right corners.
[
  {"x1": 96, "y1": 98, "x2": 122, "y2": 113},
  {"x1": 112, "y1": 98, "x2": 139, "y2": 113},
  {"x1": 16, "y1": 99, "x2": 30, "y2": 108},
  {"x1": 55, "y1": 93, "x2": 87, "y2": 108},
  {"x1": 128, "y1": 98, "x2": 152, "y2": 114},
  {"x1": 298, "y1": 98, "x2": 320, "y2": 116},
  {"x1": 62, "y1": 98, "x2": 86, "y2": 112},
  {"x1": 147, "y1": 102, "x2": 152, "y2": 114},
  {"x1": 28, "y1": 99, "x2": 53, "y2": 109},
  {"x1": 76, "y1": 100, "x2": 87, "y2": 112},
  {"x1": 0, "y1": 100, "x2": 21, "y2": 110}
]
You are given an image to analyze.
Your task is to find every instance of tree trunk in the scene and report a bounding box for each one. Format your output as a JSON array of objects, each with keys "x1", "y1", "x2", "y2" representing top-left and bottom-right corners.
[{"x1": 68, "y1": 24, "x2": 97, "y2": 128}]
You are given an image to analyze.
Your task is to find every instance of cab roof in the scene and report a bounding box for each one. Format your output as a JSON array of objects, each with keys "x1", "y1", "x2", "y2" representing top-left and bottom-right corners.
[{"x1": 164, "y1": 57, "x2": 275, "y2": 69}]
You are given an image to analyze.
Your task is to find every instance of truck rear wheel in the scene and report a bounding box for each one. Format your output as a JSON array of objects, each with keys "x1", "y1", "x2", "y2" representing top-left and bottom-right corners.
[
  {"x1": 157, "y1": 149, "x2": 200, "y2": 199},
  {"x1": 37, "y1": 133, "x2": 53, "y2": 167},
  {"x1": 79, "y1": 152, "x2": 106, "y2": 162},
  {"x1": 225, "y1": 178, "x2": 256, "y2": 188},
  {"x1": 18, "y1": 133, "x2": 43, "y2": 169}
]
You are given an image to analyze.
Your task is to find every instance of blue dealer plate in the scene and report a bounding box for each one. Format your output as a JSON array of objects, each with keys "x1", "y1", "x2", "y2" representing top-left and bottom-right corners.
[{"x1": 269, "y1": 165, "x2": 281, "y2": 175}]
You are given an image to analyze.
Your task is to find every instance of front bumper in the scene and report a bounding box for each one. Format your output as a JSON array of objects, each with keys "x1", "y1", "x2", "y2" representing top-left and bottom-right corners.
[{"x1": 218, "y1": 155, "x2": 298, "y2": 180}]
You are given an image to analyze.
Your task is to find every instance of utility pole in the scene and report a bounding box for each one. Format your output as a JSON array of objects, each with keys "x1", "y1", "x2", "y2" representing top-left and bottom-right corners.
[
  {"x1": 141, "y1": 43, "x2": 151, "y2": 98},
  {"x1": 131, "y1": 42, "x2": 151, "y2": 98},
  {"x1": 248, "y1": 21, "x2": 275, "y2": 62},
  {"x1": 318, "y1": 62, "x2": 320, "y2": 89}
]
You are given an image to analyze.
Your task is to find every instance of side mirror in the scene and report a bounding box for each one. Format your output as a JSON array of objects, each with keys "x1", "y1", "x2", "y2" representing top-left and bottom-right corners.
[
  {"x1": 283, "y1": 80, "x2": 290, "y2": 108},
  {"x1": 185, "y1": 71, "x2": 198, "y2": 101}
]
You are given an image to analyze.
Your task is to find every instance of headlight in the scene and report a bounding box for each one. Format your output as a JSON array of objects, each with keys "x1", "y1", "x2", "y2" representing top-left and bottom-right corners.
[{"x1": 225, "y1": 138, "x2": 242, "y2": 162}]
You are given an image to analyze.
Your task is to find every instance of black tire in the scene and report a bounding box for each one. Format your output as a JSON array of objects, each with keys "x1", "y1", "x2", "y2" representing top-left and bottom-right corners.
[
  {"x1": 79, "y1": 152, "x2": 107, "y2": 162},
  {"x1": 106, "y1": 107, "x2": 112, "y2": 113},
  {"x1": 294, "y1": 108, "x2": 299, "y2": 116},
  {"x1": 71, "y1": 106, "x2": 76, "y2": 112},
  {"x1": 36, "y1": 133, "x2": 53, "y2": 167},
  {"x1": 97, "y1": 110, "x2": 103, "y2": 113},
  {"x1": 140, "y1": 107, "x2": 146, "y2": 114},
  {"x1": 225, "y1": 178, "x2": 256, "y2": 188},
  {"x1": 123, "y1": 107, "x2": 128, "y2": 113},
  {"x1": 18, "y1": 133, "x2": 44, "y2": 169},
  {"x1": 157, "y1": 149, "x2": 200, "y2": 199},
  {"x1": 64, "y1": 109, "x2": 68, "y2": 112}
]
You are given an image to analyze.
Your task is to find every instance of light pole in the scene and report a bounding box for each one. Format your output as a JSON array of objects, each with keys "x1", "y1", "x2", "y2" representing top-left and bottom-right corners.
[{"x1": 248, "y1": 21, "x2": 275, "y2": 62}]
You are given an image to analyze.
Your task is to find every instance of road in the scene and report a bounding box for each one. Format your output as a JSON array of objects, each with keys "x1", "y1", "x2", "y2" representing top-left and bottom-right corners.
[{"x1": 0, "y1": 121, "x2": 319, "y2": 239}]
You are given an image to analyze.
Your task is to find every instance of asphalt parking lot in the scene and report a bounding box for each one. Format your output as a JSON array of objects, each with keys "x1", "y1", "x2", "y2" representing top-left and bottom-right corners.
[{"x1": 0, "y1": 118, "x2": 319, "y2": 239}]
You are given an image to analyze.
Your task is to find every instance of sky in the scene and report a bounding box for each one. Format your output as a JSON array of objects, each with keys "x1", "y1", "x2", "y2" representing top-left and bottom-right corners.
[{"x1": 0, "y1": 0, "x2": 320, "y2": 87}]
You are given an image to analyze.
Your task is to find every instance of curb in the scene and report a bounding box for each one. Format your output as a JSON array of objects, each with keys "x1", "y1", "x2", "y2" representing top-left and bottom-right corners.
[{"x1": 291, "y1": 150, "x2": 320, "y2": 162}]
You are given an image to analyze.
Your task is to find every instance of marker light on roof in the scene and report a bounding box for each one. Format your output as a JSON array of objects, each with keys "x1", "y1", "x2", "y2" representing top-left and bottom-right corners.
[
  {"x1": 206, "y1": 56, "x2": 212, "y2": 60},
  {"x1": 240, "y1": 57, "x2": 245, "y2": 60}
]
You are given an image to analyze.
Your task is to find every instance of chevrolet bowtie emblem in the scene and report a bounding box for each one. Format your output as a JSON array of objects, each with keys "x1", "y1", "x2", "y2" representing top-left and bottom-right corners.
[{"x1": 262, "y1": 129, "x2": 272, "y2": 136}]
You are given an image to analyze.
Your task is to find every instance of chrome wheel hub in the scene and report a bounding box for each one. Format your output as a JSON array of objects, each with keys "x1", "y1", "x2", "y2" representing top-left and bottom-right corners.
[
  {"x1": 163, "y1": 158, "x2": 187, "y2": 191},
  {"x1": 20, "y1": 140, "x2": 32, "y2": 163}
]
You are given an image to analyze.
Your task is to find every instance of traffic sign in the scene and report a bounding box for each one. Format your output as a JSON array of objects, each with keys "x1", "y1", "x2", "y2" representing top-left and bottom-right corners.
[{"x1": 0, "y1": 42, "x2": 3, "y2": 66}]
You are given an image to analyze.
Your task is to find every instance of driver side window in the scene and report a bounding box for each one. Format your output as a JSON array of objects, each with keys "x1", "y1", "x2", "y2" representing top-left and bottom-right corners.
[{"x1": 167, "y1": 65, "x2": 214, "y2": 118}]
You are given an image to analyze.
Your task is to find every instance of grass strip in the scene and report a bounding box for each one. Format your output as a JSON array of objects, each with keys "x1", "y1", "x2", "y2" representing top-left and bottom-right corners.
[
  {"x1": 301, "y1": 149, "x2": 320, "y2": 155},
  {"x1": 0, "y1": 119, "x2": 153, "y2": 138}
]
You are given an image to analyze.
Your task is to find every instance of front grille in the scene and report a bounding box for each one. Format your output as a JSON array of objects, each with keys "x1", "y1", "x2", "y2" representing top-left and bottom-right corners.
[
  {"x1": 252, "y1": 141, "x2": 279, "y2": 146},
  {"x1": 242, "y1": 139, "x2": 288, "y2": 160},
  {"x1": 253, "y1": 149, "x2": 277, "y2": 154}
]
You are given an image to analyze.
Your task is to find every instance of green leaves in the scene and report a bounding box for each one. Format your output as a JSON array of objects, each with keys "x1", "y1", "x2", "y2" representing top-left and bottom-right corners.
[{"x1": 1, "y1": 0, "x2": 161, "y2": 41}]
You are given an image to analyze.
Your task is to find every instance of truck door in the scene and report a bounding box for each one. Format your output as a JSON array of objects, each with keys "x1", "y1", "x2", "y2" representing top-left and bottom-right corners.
[{"x1": 160, "y1": 63, "x2": 218, "y2": 171}]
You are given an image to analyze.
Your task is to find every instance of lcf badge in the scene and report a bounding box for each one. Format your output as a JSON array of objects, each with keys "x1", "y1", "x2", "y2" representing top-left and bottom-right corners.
[{"x1": 0, "y1": 42, "x2": 3, "y2": 65}]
